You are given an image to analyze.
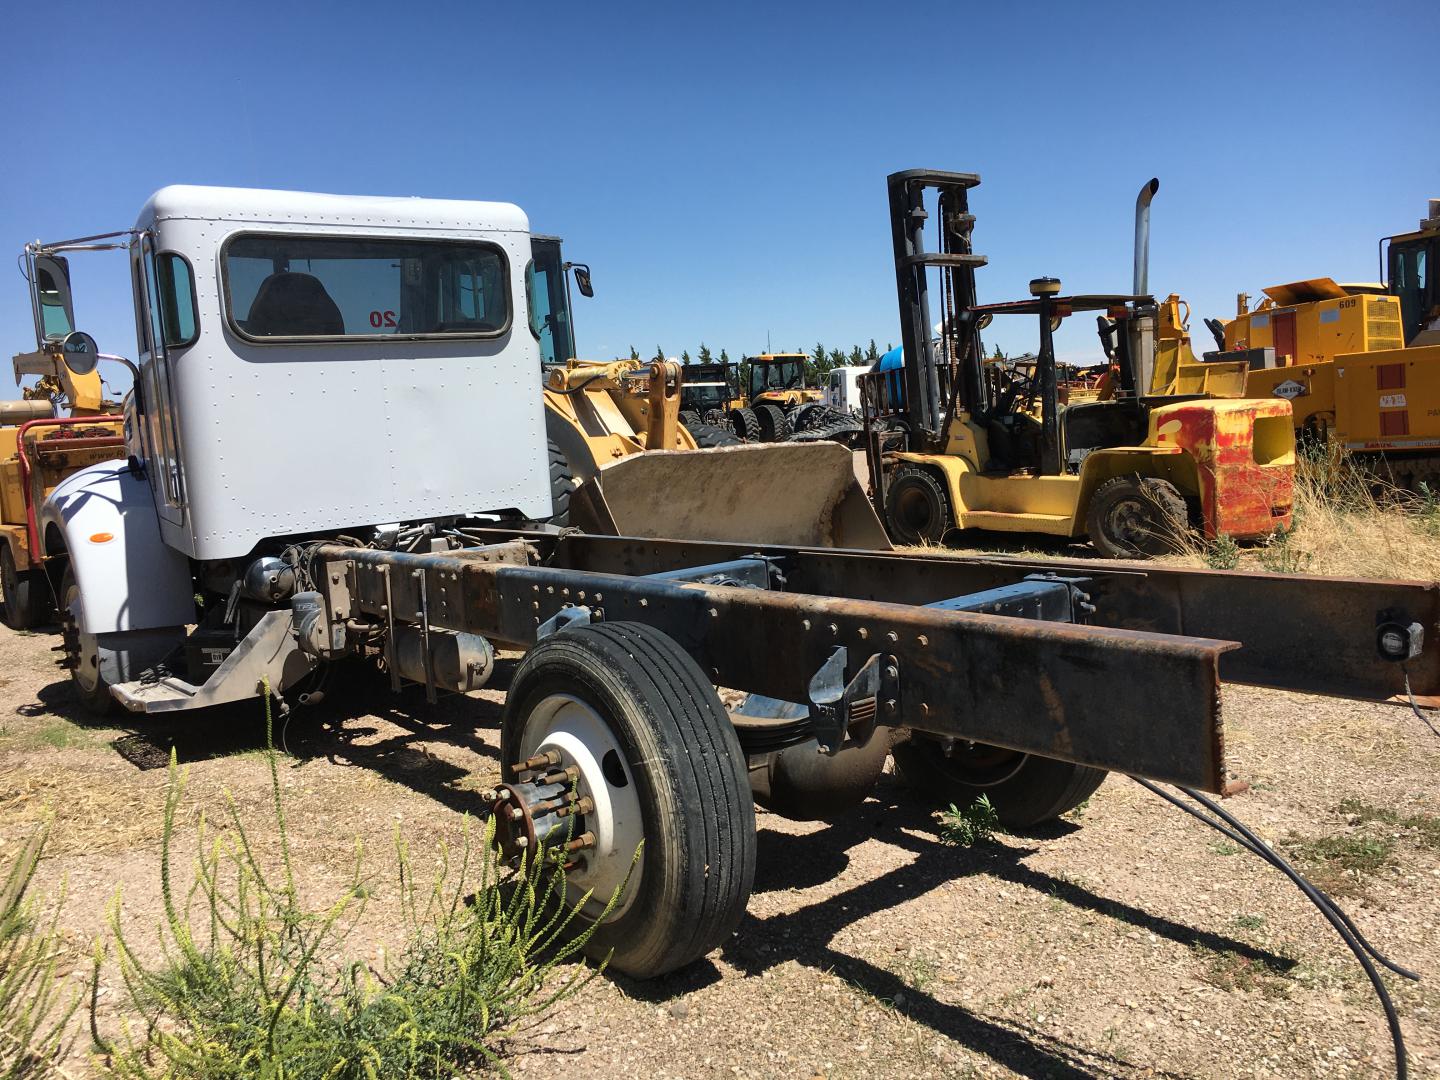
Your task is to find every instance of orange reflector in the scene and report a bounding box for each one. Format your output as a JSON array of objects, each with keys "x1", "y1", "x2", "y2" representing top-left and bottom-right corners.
[{"x1": 89, "y1": 532, "x2": 114, "y2": 544}]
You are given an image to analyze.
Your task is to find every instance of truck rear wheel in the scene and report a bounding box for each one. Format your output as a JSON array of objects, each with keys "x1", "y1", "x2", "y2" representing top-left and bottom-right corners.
[
  {"x1": 1086, "y1": 475, "x2": 1189, "y2": 559},
  {"x1": 59, "y1": 566, "x2": 117, "y2": 717},
  {"x1": 885, "y1": 464, "x2": 953, "y2": 545},
  {"x1": 754, "y1": 402, "x2": 791, "y2": 443},
  {"x1": 892, "y1": 735, "x2": 1106, "y2": 830},
  {"x1": 0, "y1": 545, "x2": 49, "y2": 631},
  {"x1": 500, "y1": 622, "x2": 756, "y2": 978}
]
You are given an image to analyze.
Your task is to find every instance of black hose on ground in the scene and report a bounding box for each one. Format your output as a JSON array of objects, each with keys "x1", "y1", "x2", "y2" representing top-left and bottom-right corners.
[{"x1": 1131, "y1": 776, "x2": 1415, "y2": 1080}]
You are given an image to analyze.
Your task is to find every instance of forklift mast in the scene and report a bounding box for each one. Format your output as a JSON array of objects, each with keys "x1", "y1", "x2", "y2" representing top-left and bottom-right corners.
[{"x1": 887, "y1": 170, "x2": 988, "y2": 453}]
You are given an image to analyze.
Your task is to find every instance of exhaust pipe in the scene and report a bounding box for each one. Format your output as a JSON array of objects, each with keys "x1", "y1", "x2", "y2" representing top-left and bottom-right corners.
[{"x1": 1133, "y1": 178, "x2": 1159, "y2": 296}]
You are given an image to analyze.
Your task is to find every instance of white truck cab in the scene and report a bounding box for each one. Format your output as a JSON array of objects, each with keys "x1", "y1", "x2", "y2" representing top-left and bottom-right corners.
[
  {"x1": 30, "y1": 186, "x2": 558, "y2": 710},
  {"x1": 825, "y1": 364, "x2": 870, "y2": 414}
]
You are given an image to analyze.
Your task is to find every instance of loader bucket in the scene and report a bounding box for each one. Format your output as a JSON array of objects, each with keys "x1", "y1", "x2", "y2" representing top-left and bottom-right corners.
[{"x1": 569, "y1": 442, "x2": 894, "y2": 550}]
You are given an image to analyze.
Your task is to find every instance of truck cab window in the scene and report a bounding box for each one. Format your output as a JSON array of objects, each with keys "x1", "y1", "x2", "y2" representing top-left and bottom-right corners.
[
  {"x1": 156, "y1": 253, "x2": 198, "y2": 347},
  {"x1": 222, "y1": 234, "x2": 510, "y2": 341}
]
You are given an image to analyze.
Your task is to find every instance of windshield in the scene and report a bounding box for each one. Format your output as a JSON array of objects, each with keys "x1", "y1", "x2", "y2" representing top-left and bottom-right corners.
[
  {"x1": 1390, "y1": 239, "x2": 1433, "y2": 344},
  {"x1": 528, "y1": 237, "x2": 576, "y2": 365},
  {"x1": 748, "y1": 357, "x2": 805, "y2": 398},
  {"x1": 223, "y1": 234, "x2": 509, "y2": 341},
  {"x1": 684, "y1": 382, "x2": 730, "y2": 409}
]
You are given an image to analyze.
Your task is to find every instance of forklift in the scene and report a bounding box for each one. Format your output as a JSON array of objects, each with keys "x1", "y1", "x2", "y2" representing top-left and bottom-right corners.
[{"x1": 861, "y1": 170, "x2": 1295, "y2": 558}]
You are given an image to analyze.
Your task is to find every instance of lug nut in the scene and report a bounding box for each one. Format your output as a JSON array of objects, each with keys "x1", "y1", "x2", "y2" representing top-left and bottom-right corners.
[
  {"x1": 562, "y1": 831, "x2": 596, "y2": 853},
  {"x1": 512, "y1": 750, "x2": 562, "y2": 773},
  {"x1": 508, "y1": 807, "x2": 525, "y2": 821}
]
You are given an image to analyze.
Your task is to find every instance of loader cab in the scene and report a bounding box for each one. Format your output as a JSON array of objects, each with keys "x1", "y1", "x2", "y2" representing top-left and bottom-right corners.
[
  {"x1": 528, "y1": 235, "x2": 582, "y2": 367},
  {"x1": 1387, "y1": 232, "x2": 1438, "y2": 346}
]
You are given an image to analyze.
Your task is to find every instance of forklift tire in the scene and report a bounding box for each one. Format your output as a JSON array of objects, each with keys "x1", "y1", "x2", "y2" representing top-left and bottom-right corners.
[
  {"x1": 728, "y1": 407, "x2": 761, "y2": 442},
  {"x1": 884, "y1": 465, "x2": 953, "y2": 545},
  {"x1": 686, "y1": 422, "x2": 741, "y2": 448},
  {"x1": 892, "y1": 735, "x2": 1106, "y2": 830},
  {"x1": 1086, "y1": 475, "x2": 1189, "y2": 559},
  {"x1": 754, "y1": 402, "x2": 792, "y2": 443},
  {"x1": 546, "y1": 438, "x2": 576, "y2": 527},
  {"x1": 501, "y1": 622, "x2": 756, "y2": 979},
  {"x1": 59, "y1": 566, "x2": 117, "y2": 717},
  {"x1": 0, "y1": 544, "x2": 49, "y2": 631}
]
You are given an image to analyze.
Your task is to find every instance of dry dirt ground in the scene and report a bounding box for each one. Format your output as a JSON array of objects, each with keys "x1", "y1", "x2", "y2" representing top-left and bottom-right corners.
[{"x1": 2, "y1": 621, "x2": 1439, "y2": 1079}]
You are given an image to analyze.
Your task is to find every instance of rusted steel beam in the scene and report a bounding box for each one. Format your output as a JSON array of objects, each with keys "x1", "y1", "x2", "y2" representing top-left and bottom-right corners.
[
  {"x1": 319, "y1": 544, "x2": 1231, "y2": 791},
  {"x1": 513, "y1": 533, "x2": 1439, "y2": 703}
]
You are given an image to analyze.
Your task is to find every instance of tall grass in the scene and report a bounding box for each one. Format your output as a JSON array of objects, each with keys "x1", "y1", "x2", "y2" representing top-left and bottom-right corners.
[
  {"x1": 1185, "y1": 443, "x2": 1440, "y2": 580},
  {"x1": 94, "y1": 699, "x2": 621, "y2": 1079},
  {"x1": 0, "y1": 823, "x2": 78, "y2": 1078}
]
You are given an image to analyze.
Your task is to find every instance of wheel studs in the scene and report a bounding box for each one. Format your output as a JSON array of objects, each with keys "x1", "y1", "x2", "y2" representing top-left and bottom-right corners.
[{"x1": 511, "y1": 750, "x2": 562, "y2": 774}]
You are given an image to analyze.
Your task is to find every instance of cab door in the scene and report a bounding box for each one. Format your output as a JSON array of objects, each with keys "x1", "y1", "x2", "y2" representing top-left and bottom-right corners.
[{"x1": 131, "y1": 235, "x2": 186, "y2": 522}]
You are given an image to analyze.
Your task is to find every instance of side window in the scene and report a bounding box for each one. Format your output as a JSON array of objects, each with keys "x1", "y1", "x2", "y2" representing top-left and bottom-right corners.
[{"x1": 155, "y1": 253, "x2": 199, "y2": 347}]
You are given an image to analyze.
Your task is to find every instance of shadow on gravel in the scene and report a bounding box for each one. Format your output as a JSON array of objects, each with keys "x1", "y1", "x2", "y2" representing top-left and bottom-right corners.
[
  {"x1": 24, "y1": 662, "x2": 508, "y2": 819},
  {"x1": 726, "y1": 792, "x2": 1295, "y2": 1079}
]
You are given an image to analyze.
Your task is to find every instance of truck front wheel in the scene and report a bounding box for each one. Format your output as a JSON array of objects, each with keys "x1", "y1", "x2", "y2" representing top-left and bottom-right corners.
[
  {"x1": 892, "y1": 735, "x2": 1106, "y2": 830},
  {"x1": 499, "y1": 622, "x2": 755, "y2": 978},
  {"x1": 59, "y1": 566, "x2": 117, "y2": 717}
]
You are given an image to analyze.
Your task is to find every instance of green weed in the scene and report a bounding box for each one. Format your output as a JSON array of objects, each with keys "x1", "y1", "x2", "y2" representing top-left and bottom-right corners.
[
  {"x1": 1203, "y1": 534, "x2": 1240, "y2": 570},
  {"x1": 937, "y1": 796, "x2": 1001, "y2": 847},
  {"x1": 0, "y1": 822, "x2": 79, "y2": 1077},
  {"x1": 94, "y1": 698, "x2": 622, "y2": 1079}
]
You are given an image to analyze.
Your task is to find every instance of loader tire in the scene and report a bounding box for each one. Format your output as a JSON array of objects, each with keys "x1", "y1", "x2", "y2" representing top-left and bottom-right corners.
[
  {"x1": 754, "y1": 402, "x2": 792, "y2": 443},
  {"x1": 892, "y1": 735, "x2": 1107, "y2": 830},
  {"x1": 547, "y1": 438, "x2": 576, "y2": 527},
  {"x1": 884, "y1": 464, "x2": 953, "y2": 545},
  {"x1": 502, "y1": 622, "x2": 756, "y2": 978},
  {"x1": 1, "y1": 544, "x2": 49, "y2": 631},
  {"x1": 1086, "y1": 475, "x2": 1189, "y2": 559},
  {"x1": 728, "y1": 407, "x2": 761, "y2": 442},
  {"x1": 686, "y1": 422, "x2": 741, "y2": 448}
]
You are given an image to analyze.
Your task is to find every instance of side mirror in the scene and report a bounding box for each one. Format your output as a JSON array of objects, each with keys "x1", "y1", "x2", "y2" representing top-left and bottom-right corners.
[
  {"x1": 33, "y1": 255, "x2": 76, "y2": 342},
  {"x1": 571, "y1": 264, "x2": 594, "y2": 298},
  {"x1": 60, "y1": 331, "x2": 100, "y2": 376}
]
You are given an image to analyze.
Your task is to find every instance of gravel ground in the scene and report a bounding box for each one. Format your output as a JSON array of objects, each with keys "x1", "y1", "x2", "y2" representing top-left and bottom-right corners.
[{"x1": 1, "y1": 620, "x2": 1438, "y2": 1079}]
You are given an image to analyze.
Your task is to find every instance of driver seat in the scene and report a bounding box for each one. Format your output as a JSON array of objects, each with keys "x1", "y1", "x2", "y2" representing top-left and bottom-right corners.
[{"x1": 245, "y1": 272, "x2": 344, "y2": 336}]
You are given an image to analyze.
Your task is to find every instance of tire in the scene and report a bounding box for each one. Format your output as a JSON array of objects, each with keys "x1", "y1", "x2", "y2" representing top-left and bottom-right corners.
[
  {"x1": 686, "y1": 422, "x2": 741, "y2": 448},
  {"x1": 884, "y1": 464, "x2": 953, "y2": 545},
  {"x1": 754, "y1": 402, "x2": 792, "y2": 443},
  {"x1": 679, "y1": 409, "x2": 701, "y2": 429},
  {"x1": 1086, "y1": 475, "x2": 1189, "y2": 559},
  {"x1": 0, "y1": 544, "x2": 48, "y2": 631},
  {"x1": 790, "y1": 415, "x2": 864, "y2": 446},
  {"x1": 501, "y1": 622, "x2": 756, "y2": 978},
  {"x1": 547, "y1": 438, "x2": 576, "y2": 527},
  {"x1": 59, "y1": 566, "x2": 117, "y2": 717},
  {"x1": 728, "y1": 407, "x2": 761, "y2": 442},
  {"x1": 892, "y1": 736, "x2": 1106, "y2": 830}
]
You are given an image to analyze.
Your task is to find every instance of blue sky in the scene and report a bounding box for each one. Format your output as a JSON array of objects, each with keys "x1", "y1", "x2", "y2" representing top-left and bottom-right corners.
[{"x1": 3, "y1": 0, "x2": 1436, "y2": 388}]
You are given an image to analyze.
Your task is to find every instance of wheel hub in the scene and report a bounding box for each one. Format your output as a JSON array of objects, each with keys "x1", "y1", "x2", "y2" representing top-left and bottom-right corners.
[{"x1": 490, "y1": 694, "x2": 645, "y2": 919}]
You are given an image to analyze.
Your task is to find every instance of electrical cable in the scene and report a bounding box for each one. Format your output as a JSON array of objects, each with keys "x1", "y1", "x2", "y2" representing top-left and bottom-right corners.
[
  {"x1": 1401, "y1": 668, "x2": 1440, "y2": 738},
  {"x1": 1132, "y1": 776, "x2": 1414, "y2": 1079},
  {"x1": 546, "y1": 373, "x2": 606, "y2": 396}
]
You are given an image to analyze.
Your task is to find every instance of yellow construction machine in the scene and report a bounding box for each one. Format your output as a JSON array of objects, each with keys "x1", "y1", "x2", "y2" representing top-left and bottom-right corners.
[
  {"x1": 863, "y1": 171, "x2": 1294, "y2": 558},
  {"x1": 3, "y1": 257, "x2": 126, "y2": 628}
]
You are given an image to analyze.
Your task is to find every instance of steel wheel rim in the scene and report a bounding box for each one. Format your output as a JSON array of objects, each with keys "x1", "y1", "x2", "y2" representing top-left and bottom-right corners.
[
  {"x1": 1103, "y1": 495, "x2": 1155, "y2": 549},
  {"x1": 933, "y1": 740, "x2": 1028, "y2": 788},
  {"x1": 519, "y1": 693, "x2": 645, "y2": 920}
]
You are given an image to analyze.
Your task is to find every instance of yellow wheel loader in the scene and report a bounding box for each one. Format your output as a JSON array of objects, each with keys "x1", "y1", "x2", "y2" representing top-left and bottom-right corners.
[{"x1": 862, "y1": 171, "x2": 1294, "y2": 558}]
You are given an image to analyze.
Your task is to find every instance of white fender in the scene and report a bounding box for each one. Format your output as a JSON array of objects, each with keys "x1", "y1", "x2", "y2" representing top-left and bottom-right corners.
[{"x1": 39, "y1": 459, "x2": 195, "y2": 634}]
